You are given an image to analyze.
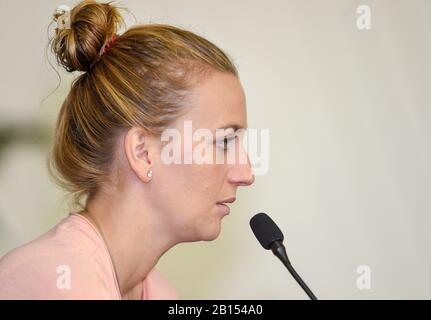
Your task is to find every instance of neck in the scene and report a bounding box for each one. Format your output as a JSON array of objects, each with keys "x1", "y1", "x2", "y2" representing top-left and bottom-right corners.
[{"x1": 79, "y1": 189, "x2": 177, "y2": 299}]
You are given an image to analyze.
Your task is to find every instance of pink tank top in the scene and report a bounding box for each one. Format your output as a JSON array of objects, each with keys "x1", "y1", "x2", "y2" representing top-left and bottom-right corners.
[{"x1": 0, "y1": 212, "x2": 179, "y2": 299}]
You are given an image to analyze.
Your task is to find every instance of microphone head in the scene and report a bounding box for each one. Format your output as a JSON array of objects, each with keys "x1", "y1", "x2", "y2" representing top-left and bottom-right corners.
[{"x1": 249, "y1": 212, "x2": 284, "y2": 250}]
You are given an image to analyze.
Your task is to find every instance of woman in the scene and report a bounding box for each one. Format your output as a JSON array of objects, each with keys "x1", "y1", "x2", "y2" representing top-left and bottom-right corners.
[{"x1": 0, "y1": 0, "x2": 254, "y2": 299}]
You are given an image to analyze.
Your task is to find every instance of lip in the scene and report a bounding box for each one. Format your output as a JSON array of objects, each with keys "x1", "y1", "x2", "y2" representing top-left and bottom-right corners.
[
  {"x1": 216, "y1": 197, "x2": 236, "y2": 215},
  {"x1": 216, "y1": 203, "x2": 230, "y2": 215},
  {"x1": 217, "y1": 197, "x2": 236, "y2": 204}
]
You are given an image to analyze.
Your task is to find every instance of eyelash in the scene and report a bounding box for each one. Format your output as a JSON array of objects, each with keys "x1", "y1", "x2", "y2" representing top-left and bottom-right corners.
[{"x1": 217, "y1": 136, "x2": 236, "y2": 151}]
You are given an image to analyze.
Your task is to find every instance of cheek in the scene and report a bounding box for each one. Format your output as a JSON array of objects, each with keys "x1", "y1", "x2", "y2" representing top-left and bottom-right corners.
[
  {"x1": 153, "y1": 162, "x2": 228, "y2": 240},
  {"x1": 158, "y1": 162, "x2": 226, "y2": 215},
  {"x1": 179, "y1": 164, "x2": 220, "y2": 208}
]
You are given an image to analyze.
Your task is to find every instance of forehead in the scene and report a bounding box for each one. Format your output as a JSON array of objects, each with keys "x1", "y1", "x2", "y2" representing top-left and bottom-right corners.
[{"x1": 180, "y1": 71, "x2": 247, "y2": 131}]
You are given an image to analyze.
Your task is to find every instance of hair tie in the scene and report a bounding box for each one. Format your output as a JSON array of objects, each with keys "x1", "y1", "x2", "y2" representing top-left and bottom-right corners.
[
  {"x1": 88, "y1": 34, "x2": 118, "y2": 70},
  {"x1": 53, "y1": 5, "x2": 71, "y2": 31},
  {"x1": 103, "y1": 34, "x2": 117, "y2": 55}
]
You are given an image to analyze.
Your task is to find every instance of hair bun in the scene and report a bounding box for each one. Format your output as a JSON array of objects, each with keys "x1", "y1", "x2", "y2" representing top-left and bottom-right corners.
[{"x1": 51, "y1": 0, "x2": 124, "y2": 72}]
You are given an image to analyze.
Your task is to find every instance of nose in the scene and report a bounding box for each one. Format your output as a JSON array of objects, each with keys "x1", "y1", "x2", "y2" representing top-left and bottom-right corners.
[{"x1": 227, "y1": 154, "x2": 255, "y2": 187}]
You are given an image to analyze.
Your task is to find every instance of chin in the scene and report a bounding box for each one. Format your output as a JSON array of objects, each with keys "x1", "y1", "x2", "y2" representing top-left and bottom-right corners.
[
  {"x1": 200, "y1": 219, "x2": 223, "y2": 241},
  {"x1": 182, "y1": 214, "x2": 223, "y2": 242}
]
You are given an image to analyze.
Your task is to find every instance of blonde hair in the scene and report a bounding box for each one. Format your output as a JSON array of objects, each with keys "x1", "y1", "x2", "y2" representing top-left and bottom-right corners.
[{"x1": 48, "y1": 0, "x2": 238, "y2": 210}]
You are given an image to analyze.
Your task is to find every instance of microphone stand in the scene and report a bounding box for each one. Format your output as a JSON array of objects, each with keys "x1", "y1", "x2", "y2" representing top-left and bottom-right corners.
[{"x1": 271, "y1": 241, "x2": 318, "y2": 300}]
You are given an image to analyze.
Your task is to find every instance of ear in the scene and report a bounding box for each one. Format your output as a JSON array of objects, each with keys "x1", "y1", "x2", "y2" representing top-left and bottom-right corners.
[{"x1": 124, "y1": 127, "x2": 153, "y2": 183}]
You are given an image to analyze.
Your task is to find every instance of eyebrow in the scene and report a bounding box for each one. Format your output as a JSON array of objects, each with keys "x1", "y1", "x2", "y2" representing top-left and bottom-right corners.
[{"x1": 216, "y1": 123, "x2": 246, "y2": 131}]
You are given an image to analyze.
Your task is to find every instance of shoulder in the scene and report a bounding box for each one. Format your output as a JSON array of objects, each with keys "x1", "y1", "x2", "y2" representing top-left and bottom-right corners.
[
  {"x1": 143, "y1": 268, "x2": 180, "y2": 300},
  {"x1": 0, "y1": 246, "x2": 103, "y2": 299},
  {"x1": 0, "y1": 214, "x2": 109, "y2": 299}
]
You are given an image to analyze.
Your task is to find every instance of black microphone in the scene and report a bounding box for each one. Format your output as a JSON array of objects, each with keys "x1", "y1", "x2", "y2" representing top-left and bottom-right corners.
[{"x1": 249, "y1": 212, "x2": 318, "y2": 300}]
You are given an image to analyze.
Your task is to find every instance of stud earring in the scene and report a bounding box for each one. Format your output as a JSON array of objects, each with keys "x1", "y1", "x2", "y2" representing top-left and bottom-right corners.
[{"x1": 147, "y1": 169, "x2": 153, "y2": 179}]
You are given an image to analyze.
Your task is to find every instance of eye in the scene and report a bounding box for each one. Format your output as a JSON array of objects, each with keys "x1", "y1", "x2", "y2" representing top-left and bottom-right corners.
[{"x1": 217, "y1": 136, "x2": 236, "y2": 151}]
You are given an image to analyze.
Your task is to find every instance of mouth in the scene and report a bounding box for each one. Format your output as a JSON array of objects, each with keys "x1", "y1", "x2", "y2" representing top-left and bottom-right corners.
[{"x1": 216, "y1": 197, "x2": 236, "y2": 215}]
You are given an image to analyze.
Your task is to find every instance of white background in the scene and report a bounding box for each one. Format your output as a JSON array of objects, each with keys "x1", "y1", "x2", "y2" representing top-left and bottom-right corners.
[{"x1": 0, "y1": 0, "x2": 430, "y2": 299}]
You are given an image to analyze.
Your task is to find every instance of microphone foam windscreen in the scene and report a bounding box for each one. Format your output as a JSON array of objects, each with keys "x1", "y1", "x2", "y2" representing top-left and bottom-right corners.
[{"x1": 249, "y1": 212, "x2": 284, "y2": 250}]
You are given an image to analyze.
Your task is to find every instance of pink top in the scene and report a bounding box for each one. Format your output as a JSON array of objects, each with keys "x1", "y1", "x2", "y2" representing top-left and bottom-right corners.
[{"x1": 0, "y1": 212, "x2": 180, "y2": 300}]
